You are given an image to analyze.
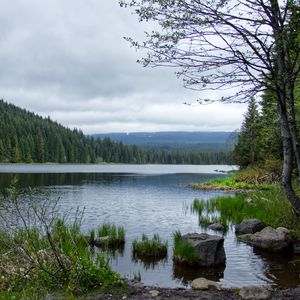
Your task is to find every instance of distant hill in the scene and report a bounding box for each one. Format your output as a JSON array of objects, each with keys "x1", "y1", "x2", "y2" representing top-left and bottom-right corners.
[
  {"x1": 92, "y1": 131, "x2": 236, "y2": 152},
  {"x1": 0, "y1": 100, "x2": 233, "y2": 164}
]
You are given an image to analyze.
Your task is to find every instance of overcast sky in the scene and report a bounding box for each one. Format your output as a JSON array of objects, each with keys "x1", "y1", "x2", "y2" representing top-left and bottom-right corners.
[{"x1": 0, "y1": 0, "x2": 247, "y2": 134}]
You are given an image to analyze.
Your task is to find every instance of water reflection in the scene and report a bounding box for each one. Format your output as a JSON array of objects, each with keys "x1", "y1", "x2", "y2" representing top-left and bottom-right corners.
[
  {"x1": 252, "y1": 247, "x2": 300, "y2": 288},
  {"x1": 132, "y1": 255, "x2": 168, "y2": 270},
  {"x1": 173, "y1": 263, "x2": 225, "y2": 286}
]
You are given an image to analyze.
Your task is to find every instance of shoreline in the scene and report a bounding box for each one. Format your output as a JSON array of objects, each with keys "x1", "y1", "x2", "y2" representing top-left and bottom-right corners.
[
  {"x1": 186, "y1": 182, "x2": 255, "y2": 193},
  {"x1": 97, "y1": 281, "x2": 300, "y2": 300}
]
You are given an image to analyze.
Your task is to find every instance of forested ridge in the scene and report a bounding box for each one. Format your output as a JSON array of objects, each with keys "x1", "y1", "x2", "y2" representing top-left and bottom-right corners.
[{"x1": 0, "y1": 100, "x2": 231, "y2": 164}]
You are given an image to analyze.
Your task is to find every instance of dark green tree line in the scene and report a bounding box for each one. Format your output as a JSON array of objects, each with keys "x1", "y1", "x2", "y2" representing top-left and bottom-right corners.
[{"x1": 0, "y1": 100, "x2": 231, "y2": 165}]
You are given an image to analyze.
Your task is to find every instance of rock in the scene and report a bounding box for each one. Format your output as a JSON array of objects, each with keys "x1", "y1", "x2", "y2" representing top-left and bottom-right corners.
[
  {"x1": 235, "y1": 219, "x2": 266, "y2": 235},
  {"x1": 179, "y1": 233, "x2": 226, "y2": 266},
  {"x1": 239, "y1": 285, "x2": 271, "y2": 299},
  {"x1": 208, "y1": 223, "x2": 225, "y2": 231},
  {"x1": 238, "y1": 226, "x2": 290, "y2": 252},
  {"x1": 192, "y1": 277, "x2": 221, "y2": 290},
  {"x1": 94, "y1": 236, "x2": 109, "y2": 247},
  {"x1": 245, "y1": 198, "x2": 253, "y2": 204},
  {"x1": 149, "y1": 290, "x2": 160, "y2": 297}
]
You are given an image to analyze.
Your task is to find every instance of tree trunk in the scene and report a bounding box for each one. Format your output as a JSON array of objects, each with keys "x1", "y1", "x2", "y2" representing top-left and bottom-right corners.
[
  {"x1": 287, "y1": 82, "x2": 300, "y2": 183},
  {"x1": 278, "y1": 101, "x2": 300, "y2": 213}
]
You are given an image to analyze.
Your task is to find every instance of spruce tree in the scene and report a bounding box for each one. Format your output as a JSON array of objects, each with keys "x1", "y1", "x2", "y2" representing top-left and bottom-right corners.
[{"x1": 233, "y1": 98, "x2": 260, "y2": 167}]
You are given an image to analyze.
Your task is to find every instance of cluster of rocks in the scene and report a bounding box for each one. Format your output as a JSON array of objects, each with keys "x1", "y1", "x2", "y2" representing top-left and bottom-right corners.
[
  {"x1": 235, "y1": 219, "x2": 291, "y2": 252},
  {"x1": 168, "y1": 218, "x2": 296, "y2": 299}
]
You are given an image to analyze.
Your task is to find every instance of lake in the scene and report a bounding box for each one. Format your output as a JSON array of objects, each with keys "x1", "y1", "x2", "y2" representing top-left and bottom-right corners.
[{"x1": 0, "y1": 164, "x2": 299, "y2": 288}]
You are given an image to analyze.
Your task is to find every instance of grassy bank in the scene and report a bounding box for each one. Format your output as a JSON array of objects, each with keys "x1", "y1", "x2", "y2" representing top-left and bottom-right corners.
[
  {"x1": 188, "y1": 167, "x2": 275, "y2": 193},
  {"x1": 0, "y1": 188, "x2": 128, "y2": 299},
  {"x1": 190, "y1": 167, "x2": 300, "y2": 230},
  {"x1": 0, "y1": 220, "x2": 127, "y2": 299}
]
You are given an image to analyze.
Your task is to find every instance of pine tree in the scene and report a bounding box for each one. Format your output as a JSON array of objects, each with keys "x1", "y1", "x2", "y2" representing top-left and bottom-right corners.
[{"x1": 233, "y1": 98, "x2": 261, "y2": 167}]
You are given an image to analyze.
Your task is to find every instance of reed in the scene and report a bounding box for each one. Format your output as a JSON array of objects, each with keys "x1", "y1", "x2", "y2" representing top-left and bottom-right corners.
[
  {"x1": 132, "y1": 233, "x2": 168, "y2": 258},
  {"x1": 172, "y1": 231, "x2": 198, "y2": 265}
]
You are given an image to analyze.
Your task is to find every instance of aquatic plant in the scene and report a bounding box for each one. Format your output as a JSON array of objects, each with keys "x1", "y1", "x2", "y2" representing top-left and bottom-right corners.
[
  {"x1": 192, "y1": 199, "x2": 204, "y2": 214},
  {"x1": 95, "y1": 223, "x2": 126, "y2": 247},
  {"x1": 172, "y1": 231, "x2": 198, "y2": 265},
  {"x1": 132, "y1": 233, "x2": 168, "y2": 258},
  {"x1": 205, "y1": 184, "x2": 299, "y2": 229}
]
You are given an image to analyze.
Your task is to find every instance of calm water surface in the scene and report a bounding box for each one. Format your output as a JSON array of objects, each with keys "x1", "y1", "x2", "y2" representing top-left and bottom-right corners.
[{"x1": 0, "y1": 164, "x2": 299, "y2": 288}]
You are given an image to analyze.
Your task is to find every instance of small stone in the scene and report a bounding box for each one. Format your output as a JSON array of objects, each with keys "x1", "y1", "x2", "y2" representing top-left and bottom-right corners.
[
  {"x1": 208, "y1": 223, "x2": 225, "y2": 231},
  {"x1": 235, "y1": 219, "x2": 266, "y2": 235},
  {"x1": 149, "y1": 290, "x2": 160, "y2": 297},
  {"x1": 245, "y1": 198, "x2": 253, "y2": 204},
  {"x1": 192, "y1": 277, "x2": 221, "y2": 290},
  {"x1": 239, "y1": 285, "x2": 271, "y2": 300}
]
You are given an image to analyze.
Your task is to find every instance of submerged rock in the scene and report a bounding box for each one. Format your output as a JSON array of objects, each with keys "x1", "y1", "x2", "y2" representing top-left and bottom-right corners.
[
  {"x1": 208, "y1": 223, "x2": 225, "y2": 231},
  {"x1": 192, "y1": 277, "x2": 221, "y2": 290},
  {"x1": 239, "y1": 285, "x2": 271, "y2": 300},
  {"x1": 176, "y1": 233, "x2": 226, "y2": 267},
  {"x1": 235, "y1": 219, "x2": 266, "y2": 235},
  {"x1": 238, "y1": 226, "x2": 290, "y2": 252}
]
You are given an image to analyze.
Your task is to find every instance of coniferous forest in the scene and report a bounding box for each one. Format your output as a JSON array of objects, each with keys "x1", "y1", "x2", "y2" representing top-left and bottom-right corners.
[{"x1": 0, "y1": 100, "x2": 231, "y2": 164}]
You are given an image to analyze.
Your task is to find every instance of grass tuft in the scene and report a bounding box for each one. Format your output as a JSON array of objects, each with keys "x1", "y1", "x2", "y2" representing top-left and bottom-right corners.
[
  {"x1": 94, "y1": 223, "x2": 125, "y2": 248},
  {"x1": 172, "y1": 231, "x2": 199, "y2": 265},
  {"x1": 132, "y1": 233, "x2": 168, "y2": 258}
]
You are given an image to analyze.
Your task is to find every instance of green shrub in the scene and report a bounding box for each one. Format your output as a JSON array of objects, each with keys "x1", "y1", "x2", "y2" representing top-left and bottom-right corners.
[{"x1": 132, "y1": 233, "x2": 168, "y2": 258}]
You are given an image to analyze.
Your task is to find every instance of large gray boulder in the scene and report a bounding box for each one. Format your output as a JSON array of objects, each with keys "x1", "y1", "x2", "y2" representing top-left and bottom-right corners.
[
  {"x1": 235, "y1": 219, "x2": 266, "y2": 235},
  {"x1": 238, "y1": 226, "x2": 290, "y2": 252},
  {"x1": 179, "y1": 233, "x2": 226, "y2": 266}
]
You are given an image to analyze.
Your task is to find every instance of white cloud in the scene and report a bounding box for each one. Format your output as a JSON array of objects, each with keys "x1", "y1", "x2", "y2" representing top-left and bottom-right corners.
[{"x1": 0, "y1": 0, "x2": 247, "y2": 133}]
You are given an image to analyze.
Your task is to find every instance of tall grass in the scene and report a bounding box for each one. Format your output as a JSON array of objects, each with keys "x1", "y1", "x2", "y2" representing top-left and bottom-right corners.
[
  {"x1": 93, "y1": 223, "x2": 125, "y2": 247},
  {"x1": 0, "y1": 186, "x2": 124, "y2": 298},
  {"x1": 202, "y1": 184, "x2": 299, "y2": 229},
  {"x1": 0, "y1": 219, "x2": 123, "y2": 297},
  {"x1": 192, "y1": 199, "x2": 227, "y2": 230},
  {"x1": 173, "y1": 231, "x2": 199, "y2": 265},
  {"x1": 132, "y1": 233, "x2": 168, "y2": 258}
]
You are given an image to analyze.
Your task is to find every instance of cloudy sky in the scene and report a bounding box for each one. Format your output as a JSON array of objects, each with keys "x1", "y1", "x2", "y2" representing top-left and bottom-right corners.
[{"x1": 0, "y1": 0, "x2": 246, "y2": 134}]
